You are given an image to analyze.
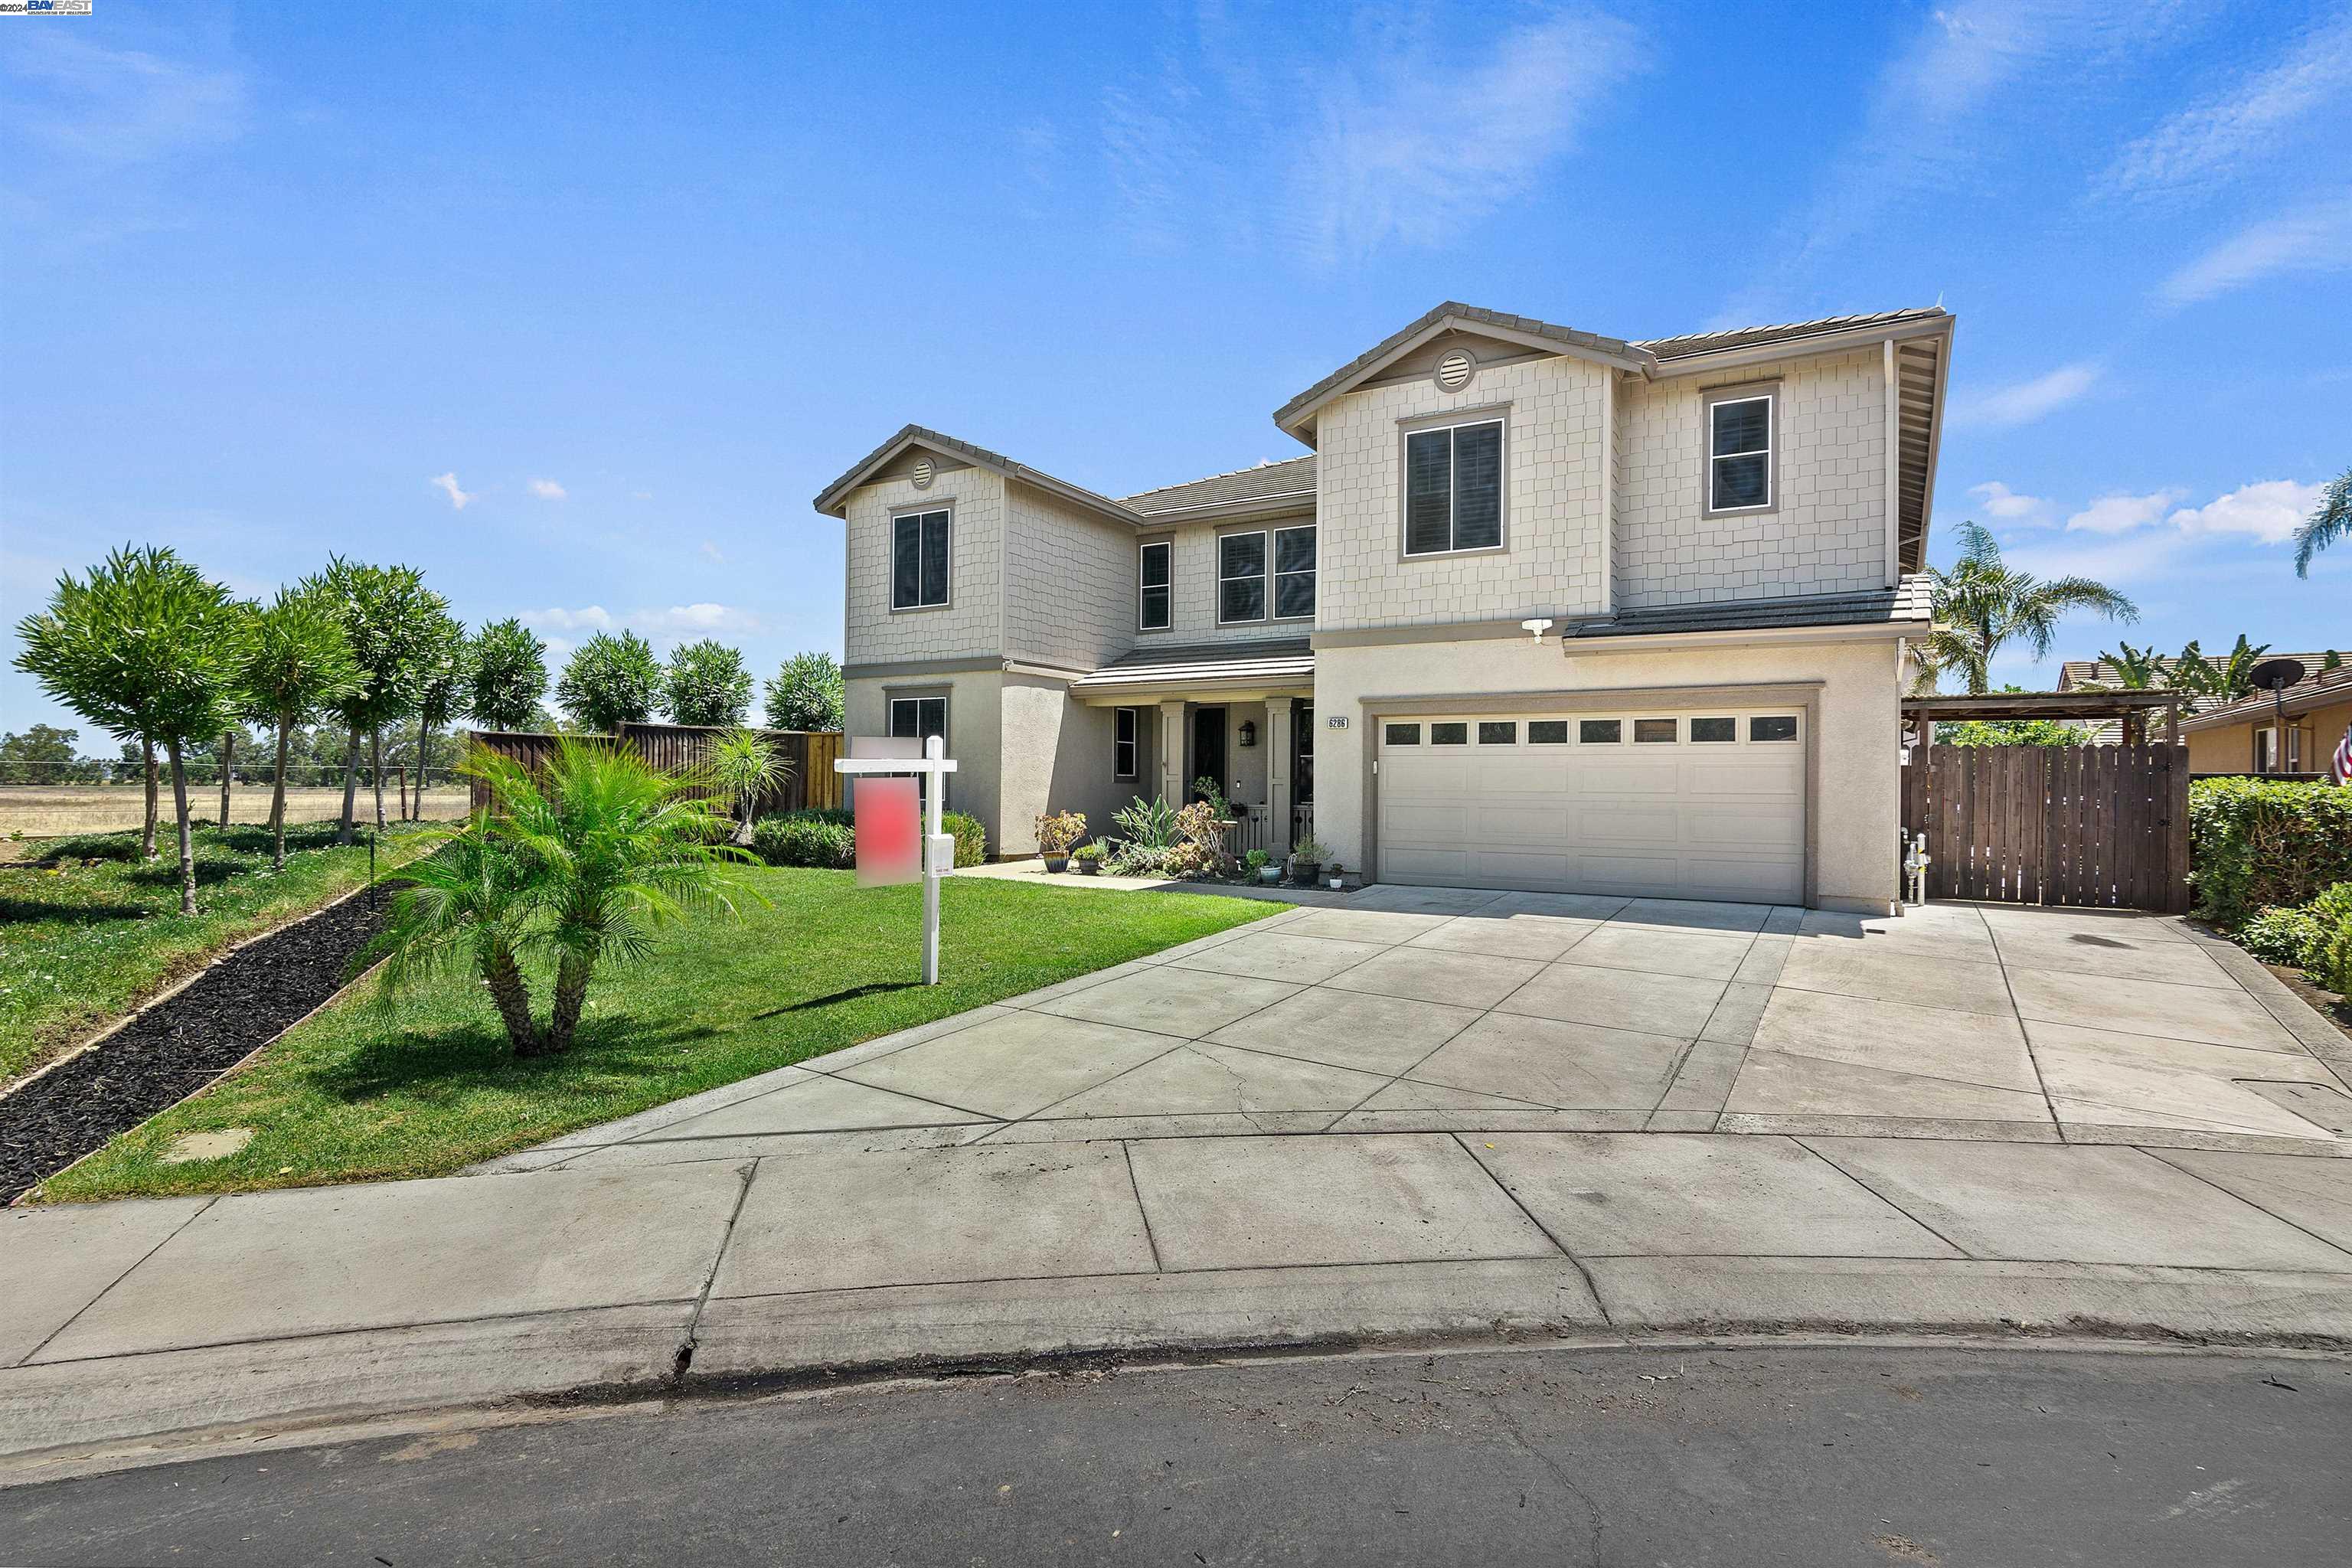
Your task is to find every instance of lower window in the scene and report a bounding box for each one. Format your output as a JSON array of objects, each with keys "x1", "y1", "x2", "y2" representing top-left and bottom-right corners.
[
  {"x1": 1114, "y1": 707, "x2": 1138, "y2": 779},
  {"x1": 890, "y1": 695, "x2": 946, "y2": 743}
]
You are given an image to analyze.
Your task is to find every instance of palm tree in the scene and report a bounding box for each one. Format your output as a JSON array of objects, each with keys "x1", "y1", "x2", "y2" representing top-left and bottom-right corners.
[
  {"x1": 2293, "y1": 467, "x2": 2350, "y2": 577},
  {"x1": 707, "y1": 727, "x2": 792, "y2": 843},
  {"x1": 1915, "y1": 521, "x2": 2140, "y2": 694},
  {"x1": 361, "y1": 740, "x2": 756, "y2": 1056}
]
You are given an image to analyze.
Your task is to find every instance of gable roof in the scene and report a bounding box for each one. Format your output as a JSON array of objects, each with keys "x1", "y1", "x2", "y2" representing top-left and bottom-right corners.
[
  {"x1": 1272, "y1": 302, "x2": 1650, "y2": 443},
  {"x1": 1123, "y1": 455, "x2": 1316, "y2": 515},
  {"x1": 811, "y1": 423, "x2": 1142, "y2": 526}
]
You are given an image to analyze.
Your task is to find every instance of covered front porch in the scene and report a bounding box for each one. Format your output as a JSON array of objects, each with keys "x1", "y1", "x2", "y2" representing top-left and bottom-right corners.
[{"x1": 1067, "y1": 640, "x2": 1317, "y2": 860}]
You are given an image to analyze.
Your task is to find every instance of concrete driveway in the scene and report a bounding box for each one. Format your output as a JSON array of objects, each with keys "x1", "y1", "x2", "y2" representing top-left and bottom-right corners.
[{"x1": 501, "y1": 887, "x2": 2352, "y2": 1165}]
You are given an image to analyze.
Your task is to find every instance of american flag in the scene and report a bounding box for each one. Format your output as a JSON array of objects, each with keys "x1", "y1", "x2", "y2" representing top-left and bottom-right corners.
[{"x1": 2335, "y1": 718, "x2": 2352, "y2": 786}]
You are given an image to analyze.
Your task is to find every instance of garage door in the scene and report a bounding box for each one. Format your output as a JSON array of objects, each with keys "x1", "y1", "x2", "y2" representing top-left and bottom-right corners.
[{"x1": 1376, "y1": 708, "x2": 1805, "y2": 903}]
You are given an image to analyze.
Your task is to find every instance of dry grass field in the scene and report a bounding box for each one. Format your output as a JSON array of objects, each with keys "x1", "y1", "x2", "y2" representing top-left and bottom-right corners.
[{"x1": 0, "y1": 785, "x2": 470, "y2": 858}]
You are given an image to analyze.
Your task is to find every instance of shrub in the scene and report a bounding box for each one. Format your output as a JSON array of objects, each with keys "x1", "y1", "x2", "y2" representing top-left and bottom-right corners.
[
  {"x1": 751, "y1": 812, "x2": 854, "y2": 869},
  {"x1": 2187, "y1": 777, "x2": 2352, "y2": 929},
  {"x1": 2308, "y1": 883, "x2": 2352, "y2": 996},
  {"x1": 1072, "y1": 841, "x2": 1106, "y2": 864},
  {"x1": 942, "y1": 810, "x2": 986, "y2": 867},
  {"x1": 2239, "y1": 906, "x2": 2321, "y2": 966}
]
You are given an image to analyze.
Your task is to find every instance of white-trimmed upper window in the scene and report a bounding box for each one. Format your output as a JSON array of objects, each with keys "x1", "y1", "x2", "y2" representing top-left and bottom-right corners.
[
  {"x1": 1217, "y1": 526, "x2": 1316, "y2": 624},
  {"x1": 1138, "y1": 541, "x2": 1171, "y2": 630},
  {"x1": 890, "y1": 508, "x2": 951, "y2": 609},
  {"x1": 1403, "y1": 417, "x2": 1504, "y2": 555},
  {"x1": 1707, "y1": 394, "x2": 1773, "y2": 513}
]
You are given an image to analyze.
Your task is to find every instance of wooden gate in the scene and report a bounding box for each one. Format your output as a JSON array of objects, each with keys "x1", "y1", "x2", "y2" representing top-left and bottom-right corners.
[{"x1": 1900, "y1": 744, "x2": 2189, "y2": 912}]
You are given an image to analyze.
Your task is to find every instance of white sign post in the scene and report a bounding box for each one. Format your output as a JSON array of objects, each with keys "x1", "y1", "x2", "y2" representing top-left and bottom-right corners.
[{"x1": 835, "y1": 735, "x2": 959, "y2": 984}]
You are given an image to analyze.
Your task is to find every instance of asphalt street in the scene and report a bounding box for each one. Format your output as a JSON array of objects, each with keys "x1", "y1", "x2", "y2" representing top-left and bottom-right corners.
[{"x1": 6, "y1": 1341, "x2": 2348, "y2": 1566}]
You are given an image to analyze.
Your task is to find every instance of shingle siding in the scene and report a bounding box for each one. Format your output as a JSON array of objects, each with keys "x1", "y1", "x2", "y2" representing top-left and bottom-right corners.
[
  {"x1": 1138, "y1": 514, "x2": 1321, "y2": 648},
  {"x1": 1003, "y1": 479, "x2": 1134, "y2": 671},
  {"x1": 842, "y1": 467, "x2": 1005, "y2": 665},
  {"x1": 1315, "y1": 354, "x2": 1611, "y2": 632},
  {"x1": 1615, "y1": 348, "x2": 1889, "y2": 609}
]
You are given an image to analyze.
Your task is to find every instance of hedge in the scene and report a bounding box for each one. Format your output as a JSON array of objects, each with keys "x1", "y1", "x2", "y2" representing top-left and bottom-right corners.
[
  {"x1": 2187, "y1": 776, "x2": 2352, "y2": 929},
  {"x1": 751, "y1": 806, "x2": 988, "y2": 871}
]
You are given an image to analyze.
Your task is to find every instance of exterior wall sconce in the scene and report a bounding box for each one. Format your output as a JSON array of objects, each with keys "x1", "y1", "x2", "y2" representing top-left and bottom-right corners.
[{"x1": 1238, "y1": 720, "x2": 1258, "y2": 748}]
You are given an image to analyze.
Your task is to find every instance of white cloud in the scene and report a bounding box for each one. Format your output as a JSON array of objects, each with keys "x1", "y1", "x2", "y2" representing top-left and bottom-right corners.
[
  {"x1": 518, "y1": 603, "x2": 763, "y2": 639},
  {"x1": 1287, "y1": 8, "x2": 1644, "y2": 265},
  {"x1": 1968, "y1": 480, "x2": 2049, "y2": 520},
  {"x1": 2107, "y1": 15, "x2": 2352, "y2": 199},
  {"x1": 1953, "y1": 363, "x2": 2100, "y2": 428},
  {"x1": 429, "y1": 472, "x2": 475, "y2": 510},
  {"x1": 3, "y1": 33, "x2": 245, "y2": 169},
  {"x1": 521, "y1": 606, "x2": 614, "y2": 632},
  {"x1": 2065, "y1": 488, "x2": 2187, "y2": 534},
  {"x1": 2158, "y1": 194, "x2": 2352, "y2": 307},
  {"x1": 2167, "y1": 479, "x2": 2328, "y2": 544},
  {"x1": 699, "y1": 541, "x2": 724, "y2": 564},
  {"x1": 528, "y1": 478, "x2": 567, "y2": 501}
]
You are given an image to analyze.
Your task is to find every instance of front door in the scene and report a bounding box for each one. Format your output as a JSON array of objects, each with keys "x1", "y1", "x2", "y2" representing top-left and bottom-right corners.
[
  {"x1": 1191, "y1": 706, "x2": 1227, "y2": 802},
  {"x1": 1292, "y1": 700, "x2": 1315, "y2": 805}
]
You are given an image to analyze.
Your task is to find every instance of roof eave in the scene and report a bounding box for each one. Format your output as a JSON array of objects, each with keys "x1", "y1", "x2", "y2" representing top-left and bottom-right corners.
[
  {"x1": 811, "y1": 425, "x2": 1143, "y2": 528},
  {"x1": 1272, "y1": 305, "x2": 1652, "y2": 446},
  {"x1": 1642, "y1": 312, "x2": 1953, "y2": 379}
]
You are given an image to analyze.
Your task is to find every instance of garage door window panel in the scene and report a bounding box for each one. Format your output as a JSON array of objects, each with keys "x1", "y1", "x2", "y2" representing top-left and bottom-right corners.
[{"x1": 1579, "y1": 719, "x2": 1622, "y2": 744}]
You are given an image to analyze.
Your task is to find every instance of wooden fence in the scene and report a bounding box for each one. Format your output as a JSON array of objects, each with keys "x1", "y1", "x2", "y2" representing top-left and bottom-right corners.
[
  {"x1": 1901, "y1": 743, "x2": 2189, "y2": 913},
  {"x1": 465, "y1": 725, "x2": 843, "y2": 816}
]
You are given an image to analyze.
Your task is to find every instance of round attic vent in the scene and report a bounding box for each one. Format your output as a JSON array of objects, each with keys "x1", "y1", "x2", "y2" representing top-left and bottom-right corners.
[
  {"x1": 1434, "y1": 349, "x2": 1475, "y2": 392},
  {"x1": 910, "y1": 456, "x2": 936, "y2": 489}
]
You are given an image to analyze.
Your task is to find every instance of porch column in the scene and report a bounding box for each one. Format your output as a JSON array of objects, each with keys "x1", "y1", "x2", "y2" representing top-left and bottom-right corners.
[
  {"x1": 1158, "y1": 701, "x2": 1186, "y2": 805},
  {"x1": 1265, "y1": 699, "x2": 1292, "y2": 856}
]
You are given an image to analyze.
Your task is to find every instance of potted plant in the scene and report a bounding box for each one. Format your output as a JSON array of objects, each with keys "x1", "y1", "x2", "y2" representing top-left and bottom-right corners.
[
  {"x1": 1072, "y1": 841, "x2": 1106, "y2": 876},
  {"x1": 1326, "y1": 860, "x2": 1345, "y2": 892},
  {"x1": 1035, "y1": 808, "x2": 1086, "y2": 872},
  {"x1": 1243, "y1": 847, "x2": 1279, "y2": 884},
  {"x1": 1289, "y1": 836, "x2": 1328, "y2": 887}
]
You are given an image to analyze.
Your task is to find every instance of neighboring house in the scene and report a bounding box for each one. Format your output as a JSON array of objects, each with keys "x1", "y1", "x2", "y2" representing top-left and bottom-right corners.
[
  {"x1": 2056, "y1": 653, "x2": 2342, "y2": 753},
  {"x1": 2177, "y1": 665, "x2": 2352, "y2": 776},
  {"x1": 815, "y1": 301, "x2": 1955, "y2": 913}
]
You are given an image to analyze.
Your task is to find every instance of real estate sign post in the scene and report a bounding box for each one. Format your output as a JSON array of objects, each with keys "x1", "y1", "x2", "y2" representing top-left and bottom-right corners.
[{"x1": 838, "y1": 735, "x2": 958, "y2": 984}]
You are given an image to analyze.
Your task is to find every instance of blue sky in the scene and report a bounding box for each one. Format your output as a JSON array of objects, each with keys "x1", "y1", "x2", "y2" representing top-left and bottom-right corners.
[{"x1": 5, "y1": 1, "x2": 2347, "y2": 737}]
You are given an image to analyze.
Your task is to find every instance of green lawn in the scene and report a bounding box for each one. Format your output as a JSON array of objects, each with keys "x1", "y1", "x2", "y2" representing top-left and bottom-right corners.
[
  {"x1": 0, "y1": 821, "x2": 443, "y2": 1084},
  {"x1": 35, "y1": 867, "x2": 1275, "y2": 1203}
]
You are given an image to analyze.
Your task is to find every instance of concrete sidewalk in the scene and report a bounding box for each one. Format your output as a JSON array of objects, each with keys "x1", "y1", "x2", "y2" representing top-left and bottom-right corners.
[
  {"x1": 10, "y1": 1121, "x2": 2352, "y2": 1475},
  {"x1": 10, "y1": 889, "x2": 2352, "y2": 1476}
]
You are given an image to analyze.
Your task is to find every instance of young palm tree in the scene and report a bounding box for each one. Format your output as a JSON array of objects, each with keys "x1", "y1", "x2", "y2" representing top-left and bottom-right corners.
[
  {"x1": 707, "y1": 727, "x2": 792, "y2": 843},
  {"x1": 363, "y1": 740, "x2": 756, "y2": 1056},
  {"x1": 2293, "y1": 466, "x2": 2349, "y2": 578},
  {"x1": 1915, "y1": 521, "x2": 2140, "y2": 694}
]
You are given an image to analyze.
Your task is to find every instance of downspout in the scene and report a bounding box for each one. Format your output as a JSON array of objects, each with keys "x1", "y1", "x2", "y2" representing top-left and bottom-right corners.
[{"x1": 1882, "y1": 338, "x2": 1900, "y2": 589}]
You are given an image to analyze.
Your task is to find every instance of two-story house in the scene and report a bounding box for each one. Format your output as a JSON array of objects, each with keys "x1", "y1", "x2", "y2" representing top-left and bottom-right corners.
[{"x1": 815, "y1": 302, "x2": 1952, "y2": 913}]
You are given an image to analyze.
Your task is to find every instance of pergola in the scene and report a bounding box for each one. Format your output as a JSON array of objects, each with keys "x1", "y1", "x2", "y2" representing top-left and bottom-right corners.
[{"x1": 1901, "y1": 689, "x2": 2186, "y2": 746}]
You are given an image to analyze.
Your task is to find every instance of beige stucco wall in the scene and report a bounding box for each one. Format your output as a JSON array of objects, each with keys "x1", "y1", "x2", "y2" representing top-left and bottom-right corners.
[
  {"x1": 1314, "y1": 353, "x2": 1610, "y2": 632},
  {"x1": 845, "y1": 668, "x2": 1005, "y2": 852},
  {"x1": 2186, "y1": 694, "x2": 2352, "y2": 774},
  {"x1": 1311, "y1": 633, "x2": 1905, "y2": 913},
  {"x1": 1615, "y1": 348, "x2": 1890, "y2": 608},
  {"x1": 842, "y1": 466, "x2": 1005, "y2": 668}
]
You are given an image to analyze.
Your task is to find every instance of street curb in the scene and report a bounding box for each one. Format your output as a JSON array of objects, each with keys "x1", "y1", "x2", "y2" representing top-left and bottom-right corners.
[{"x1": 7, "y1": 1253, "x2": 2350, "y2": 1481}]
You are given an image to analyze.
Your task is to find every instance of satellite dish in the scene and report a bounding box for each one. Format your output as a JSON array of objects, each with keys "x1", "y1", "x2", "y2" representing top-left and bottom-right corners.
[{"x1": 2250, "y1": 657, "x2": 2306, "y2": 691}]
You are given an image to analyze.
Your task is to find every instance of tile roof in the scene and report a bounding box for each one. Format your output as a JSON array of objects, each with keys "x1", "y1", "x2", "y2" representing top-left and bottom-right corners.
[
  {"x1": 1070, "y1": 639, "x2": 1314, "y2": 691},
  {"x1": 1632, "y1": 306, "x2": 1949, "y2": 361},
  {"x1": 1557, "y1": 577, "x2": 1935, "y2": 641},
  {"x1": 2180, "y1": 663, "x2": 2352, "y2": 730},
  {"x1": 1123, "y1": 456, "x2": 1316, "y2": 514}
]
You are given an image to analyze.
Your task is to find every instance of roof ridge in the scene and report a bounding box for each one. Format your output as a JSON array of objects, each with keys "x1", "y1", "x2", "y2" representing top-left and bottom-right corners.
[{"x1": 1122, "y1": 453, "x2": 1314, "y2": 501}]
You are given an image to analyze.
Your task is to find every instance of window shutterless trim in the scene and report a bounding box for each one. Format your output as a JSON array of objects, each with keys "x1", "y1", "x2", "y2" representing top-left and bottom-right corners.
[
  {"x1": 1217, "y1": 528, "x2": 1269, "y2": 625},
  {"x1": 1701, "y1": 382, "x2": 1779, "y2": 518},
  {"x1": 1399, "y1": 409, "x2": 1508, "y2": 558},
  {"x1": 1137, "y1": 538, "x2": 1172, "y2": 632},
  {"x1": 888, "y1": 502, "x2": 954, "y2": 611},
  {"x1": 1271, "y1": 523, "x2": 1315, "y2": 622},
  {"x1": 1114, "y1": 705, "x2": 1139, "y2": 778}
]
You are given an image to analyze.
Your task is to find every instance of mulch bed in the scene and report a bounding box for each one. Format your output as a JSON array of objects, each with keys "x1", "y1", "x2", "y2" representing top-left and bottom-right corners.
[{"x1": 0, "y1": 888, "x2": 390, "y2": 1204}]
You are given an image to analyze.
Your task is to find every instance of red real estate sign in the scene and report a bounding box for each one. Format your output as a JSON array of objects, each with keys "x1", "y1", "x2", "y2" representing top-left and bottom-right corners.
[{"x1": 854, "y1": 776, "x2": 921, "y2": 888}]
